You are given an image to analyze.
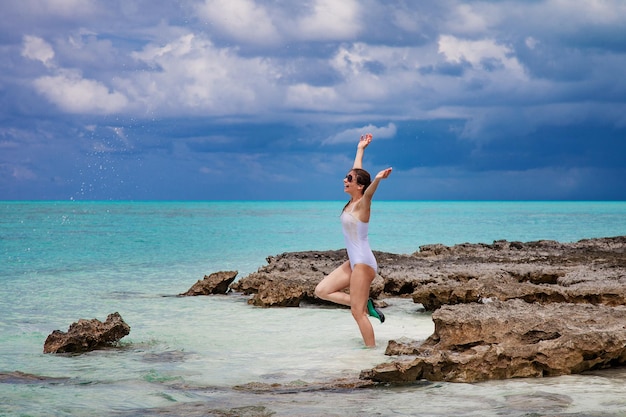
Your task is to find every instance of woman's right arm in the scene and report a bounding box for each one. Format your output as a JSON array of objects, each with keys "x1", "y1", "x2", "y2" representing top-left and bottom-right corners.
[{"x1": 353, "y1": 134, "x2": 372, "y2": 169}]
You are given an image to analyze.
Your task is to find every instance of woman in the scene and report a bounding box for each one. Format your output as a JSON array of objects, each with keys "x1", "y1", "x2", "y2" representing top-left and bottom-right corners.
[{"x1": 314, "y1": 133, "x2": 392, "y2": 347}]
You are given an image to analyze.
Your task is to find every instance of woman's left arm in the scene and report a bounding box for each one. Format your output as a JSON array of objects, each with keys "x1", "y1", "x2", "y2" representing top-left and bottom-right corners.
[{"x1": 363, "y1": 167, "x2": 393, "y2": 202}]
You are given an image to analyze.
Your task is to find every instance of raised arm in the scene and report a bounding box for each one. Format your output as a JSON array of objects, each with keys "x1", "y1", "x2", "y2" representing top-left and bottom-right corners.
[
  {"x1": 353, "y1": 133, "x2": 372, "y2": 169},
  {"x1": 363, "y1": 167, "x2": 393, "y2": 202}
]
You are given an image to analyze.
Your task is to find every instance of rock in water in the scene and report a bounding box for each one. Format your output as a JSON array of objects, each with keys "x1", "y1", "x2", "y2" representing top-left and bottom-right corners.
[
  {"x1": 180, "y1": 271, "x2": 238, "y2": 296},
  {"x1": 249, "y1": 280, "x2": 305, "y2": 307},
  {"x1": 43, "y1": 312, "x2": 130, "y2": 354},
  {"x1": 361, "y1": 299, "x2": 626, "y2": 383},
  {"x1": 230, "y1": 250, "x2": 384, "y2": 306}
]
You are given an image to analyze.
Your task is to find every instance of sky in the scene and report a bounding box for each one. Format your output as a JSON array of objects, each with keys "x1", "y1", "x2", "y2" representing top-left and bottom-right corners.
[{"x1": 1, "y1": 0, "x2": 625, "y2": 201}]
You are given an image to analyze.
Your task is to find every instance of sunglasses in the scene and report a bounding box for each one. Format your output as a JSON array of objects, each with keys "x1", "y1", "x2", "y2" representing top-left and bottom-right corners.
[{"x1": 345, "y1": 174, "x2": 354, "y2": 183}]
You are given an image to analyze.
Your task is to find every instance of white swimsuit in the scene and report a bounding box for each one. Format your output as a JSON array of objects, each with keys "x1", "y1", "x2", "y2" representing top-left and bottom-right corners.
[{"x1": 341, "y1": 205, "x2": 377, "y2": 273}]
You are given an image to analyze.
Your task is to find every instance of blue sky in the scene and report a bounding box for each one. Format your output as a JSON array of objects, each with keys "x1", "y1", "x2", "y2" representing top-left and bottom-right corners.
[{"x1": 1, "y1": 0, "x2": 625, "y2": 200}]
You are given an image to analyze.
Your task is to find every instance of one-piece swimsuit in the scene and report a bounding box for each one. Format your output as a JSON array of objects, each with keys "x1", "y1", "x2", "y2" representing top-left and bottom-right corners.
[{"x1": 341, "y1": 202, "x2": 377, "y2": 272}]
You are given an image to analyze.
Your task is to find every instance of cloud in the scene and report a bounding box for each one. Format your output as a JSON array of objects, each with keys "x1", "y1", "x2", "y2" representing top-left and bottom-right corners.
[
  {"x1": 21, "y1": 35, "x2": 55, "y2": 68},
  {"x1": 323, "y1": 123, "x2": 397, "y2": 145},
  {"x1": 438, "y1": 35, "x2": 525, "y2": 79},
  {"x1": 20, "y1": 34, "x2": 129, "y2": 114},
  {"x1": 195, "y1": 0, "x2": 280, "y2": 45},
  {"x1": 285, "y1": 84, "x2": 339, "y2": 111},
  {"x1": 295, "y1": 0, "x2": 362, "y2": 40},
  {"x1": 10, "y1": 0, "x2": 99, "y2": 19},
  {"x1": 127, "y1": 33, "x2": 282, "y2": 116},
  {"x1": 195, "y1": 0, "x2": 363, "y2": 45},
  {"x1": 32, "y1": 69, "x2": 128, "y2": 114},
  {"x1": 445, "y1": 3, "x2": 488, "y2": 35},
  {"x1": 1, "y1": 163, "x2": 37, "y2": 181}
]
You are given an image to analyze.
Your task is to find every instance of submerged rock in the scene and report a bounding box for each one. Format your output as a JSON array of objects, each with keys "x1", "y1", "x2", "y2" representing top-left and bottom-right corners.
[
  {"x1": 180, "y1": 270, "x2": 238, "y2": 296},
  {"x1": 248, "y1": 280, "x2": 305, "y2": 307},
  {"x1": 361, "y1": 299, "x2": 626, "y2": 383},
  {"x1": 43, "y1": 312, "x2": 130, "y2": 354},
  {"x1": 0, "y1": 371, "x2": 69, "y2": 384},
  {"x1": 115, "y1": 403, "x2": 276, "y2": 417}
]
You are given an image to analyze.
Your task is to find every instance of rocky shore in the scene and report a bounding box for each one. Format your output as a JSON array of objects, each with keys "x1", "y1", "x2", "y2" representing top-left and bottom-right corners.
[{"x1": 226, "y1": 236, "x2": 626, "y2": 383}]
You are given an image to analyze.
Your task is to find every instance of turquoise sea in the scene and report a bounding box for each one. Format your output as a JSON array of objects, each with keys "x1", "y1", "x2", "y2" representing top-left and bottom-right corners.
[{"x1": 1, "y1": 201, "x2": 626, "y2": 416}]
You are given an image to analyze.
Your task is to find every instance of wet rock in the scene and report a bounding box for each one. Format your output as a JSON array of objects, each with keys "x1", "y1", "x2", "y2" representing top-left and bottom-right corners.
[
  {"x1": 361, "y1": 299, "x2": 626, "y2": 383},
  {"x1": 249, "y1": 280, "x2": 305, "y2": 307},
  {"x1": 0, "y1": 371, "x2": 69, "y2": 384},
  {"x1": 504, "y1": 391, "x2": 573, "y2": 412},
  {"x1": 230, "y1": 236, "x2": 626, "y2": 311},
  {"x1": 43, "y1": 312, "x2": 130, "y2": 354},
  {"x1": 117, "y1": 403, "x2": 275, "y2": 417},
  {"x1": 233, "y1": 377, "x2": 375, "y2": 393},
  {"x1": 388, "y1": 236, "x2": 626, "y2": 311},
  {"x1": 384, "y1": 337, "x2": 423, "y2": 356},
  {"x1": 227, "y1": 236, "x2": 626, "y2": 383},
  {"x1": 180, "y1": 271, "x2": 238, "y2": 296},
  {"x1": 230, "y1": 250, "x2": 384, "y2": 307}
]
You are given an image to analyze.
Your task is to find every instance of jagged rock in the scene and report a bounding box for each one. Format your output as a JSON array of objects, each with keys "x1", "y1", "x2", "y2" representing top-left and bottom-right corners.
[
  {"x1": 43, "y1": 312, "x2": 130, "y2": 354},
  {"x1": 229, "y1": 237, "x2": 626, "y2": 311},
  {"x1": 384, "y1": 337, "x2": 423, "y2": 356},
  {"x1": 249, "y1": 280, "x2": 305, "y2": 307},
  {"x1": 180, "y1": 271, "x2": 238, "y2": 296},
  {"x1": 382, "y1": 236, "x2": 626, "y2": 310},
  {"x1": 361, "y1": 299, "x2": 626, "y2": 383},
  {"x1": 230, "y1": 250, "x2": 384, "y2": 307},
  {"x1": 222, "y1": 236, "x2": 626, "y2": 383}
]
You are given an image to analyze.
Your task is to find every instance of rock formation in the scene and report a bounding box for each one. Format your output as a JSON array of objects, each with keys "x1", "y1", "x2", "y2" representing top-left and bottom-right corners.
[
  {"x1": 180, "y1": 270, "x2": 238, "y2": 296},
  {"x1": 43, "y1": 312, "x2": 130, "y2": 354},
  {"x1": 360, "y1": 299, "x2": 626, "y2": 383},
  {"x1": 394, "y1": 237, "x2": 626, "y2": 310},
  {"x1": 230, "y1": 236, "x2": 625, "y2": 311},
  {"x1": 230, "y1": 250, "x2": 384, "y2": 307},
  {"x1": 224, "y1": 236, "x2": 626, "y2": 382}
]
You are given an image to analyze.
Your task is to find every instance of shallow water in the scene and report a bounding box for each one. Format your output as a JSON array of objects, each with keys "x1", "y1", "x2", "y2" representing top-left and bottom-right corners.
[{"x1": 2, "y1": 201, "x2": 626, "y2": 416}]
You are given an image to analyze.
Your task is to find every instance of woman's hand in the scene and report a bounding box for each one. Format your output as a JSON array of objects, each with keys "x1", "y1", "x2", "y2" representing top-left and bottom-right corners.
[
  {"x1": 376, "y1": 167, "x2": 393, "y2": 180},
  {"x1": 358, "y1": 133, "x2": 372, "y2": 150}
]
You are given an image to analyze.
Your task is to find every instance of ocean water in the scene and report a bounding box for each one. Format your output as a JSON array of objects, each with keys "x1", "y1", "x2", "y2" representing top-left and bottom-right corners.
[{"x1": 1, "y1": 201, "x2": 626, "y2": 416}]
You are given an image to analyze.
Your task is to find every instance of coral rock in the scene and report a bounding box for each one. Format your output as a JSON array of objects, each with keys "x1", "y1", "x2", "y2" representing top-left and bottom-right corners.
[
  {"x1": 181, "y1": 270, "x2": 238, "y2": 296},
  {"x1": 361, "y1": 299, "x2": 626, "y2": 383},
  {"x1": 43, "y1": 312, "x2": 130, "y2": 354}
]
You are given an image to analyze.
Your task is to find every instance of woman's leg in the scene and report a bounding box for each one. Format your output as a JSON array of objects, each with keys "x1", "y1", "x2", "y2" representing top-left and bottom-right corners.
[
  {"x1": 314, "y1": 260, "x2": 352, "y2": 306},
  {"x1": 350, "y1": 264, "x2": 376, "y2": 347}
]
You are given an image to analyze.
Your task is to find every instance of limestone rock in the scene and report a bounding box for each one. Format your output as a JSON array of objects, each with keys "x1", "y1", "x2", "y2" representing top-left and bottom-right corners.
[
  {"x1": 249, "y1": 280, "x2": 305, "y2": 307},
  {"x1": 229, "y1": 236, "x2": 626, "y2": 311},
  {"x1": 230, "y1": 250, "x2": 384, "y2": 307},
  {"x1": 43, "y1": 312, "x2": 130, "y2": 354},
  {"x1": 382, "y1": 236, "x2": 626, "y2": 310},
  {"x1": 223, "y1": 236, "x2": 626, "y2": 383},
  {"x1": 181, "y1": 270, "x2": 238, "y2": 296},
  {"x1": 361, "y1": 299, "x2": 626, "y2": 383}
]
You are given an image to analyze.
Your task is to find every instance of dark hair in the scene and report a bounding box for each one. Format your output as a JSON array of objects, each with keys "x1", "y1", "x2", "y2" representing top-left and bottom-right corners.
[
  {"x1": 342, "y1": 168, "x2": 372, "y2": 212},
  {"x1": 352, "y1": 168, "x2": 372, "y2": 191}
]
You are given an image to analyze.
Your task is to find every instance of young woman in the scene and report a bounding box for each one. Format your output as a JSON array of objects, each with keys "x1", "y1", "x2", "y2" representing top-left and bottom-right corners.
[{"x1": 314, "y1": 133, "x2": 392, "y2": 347}]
